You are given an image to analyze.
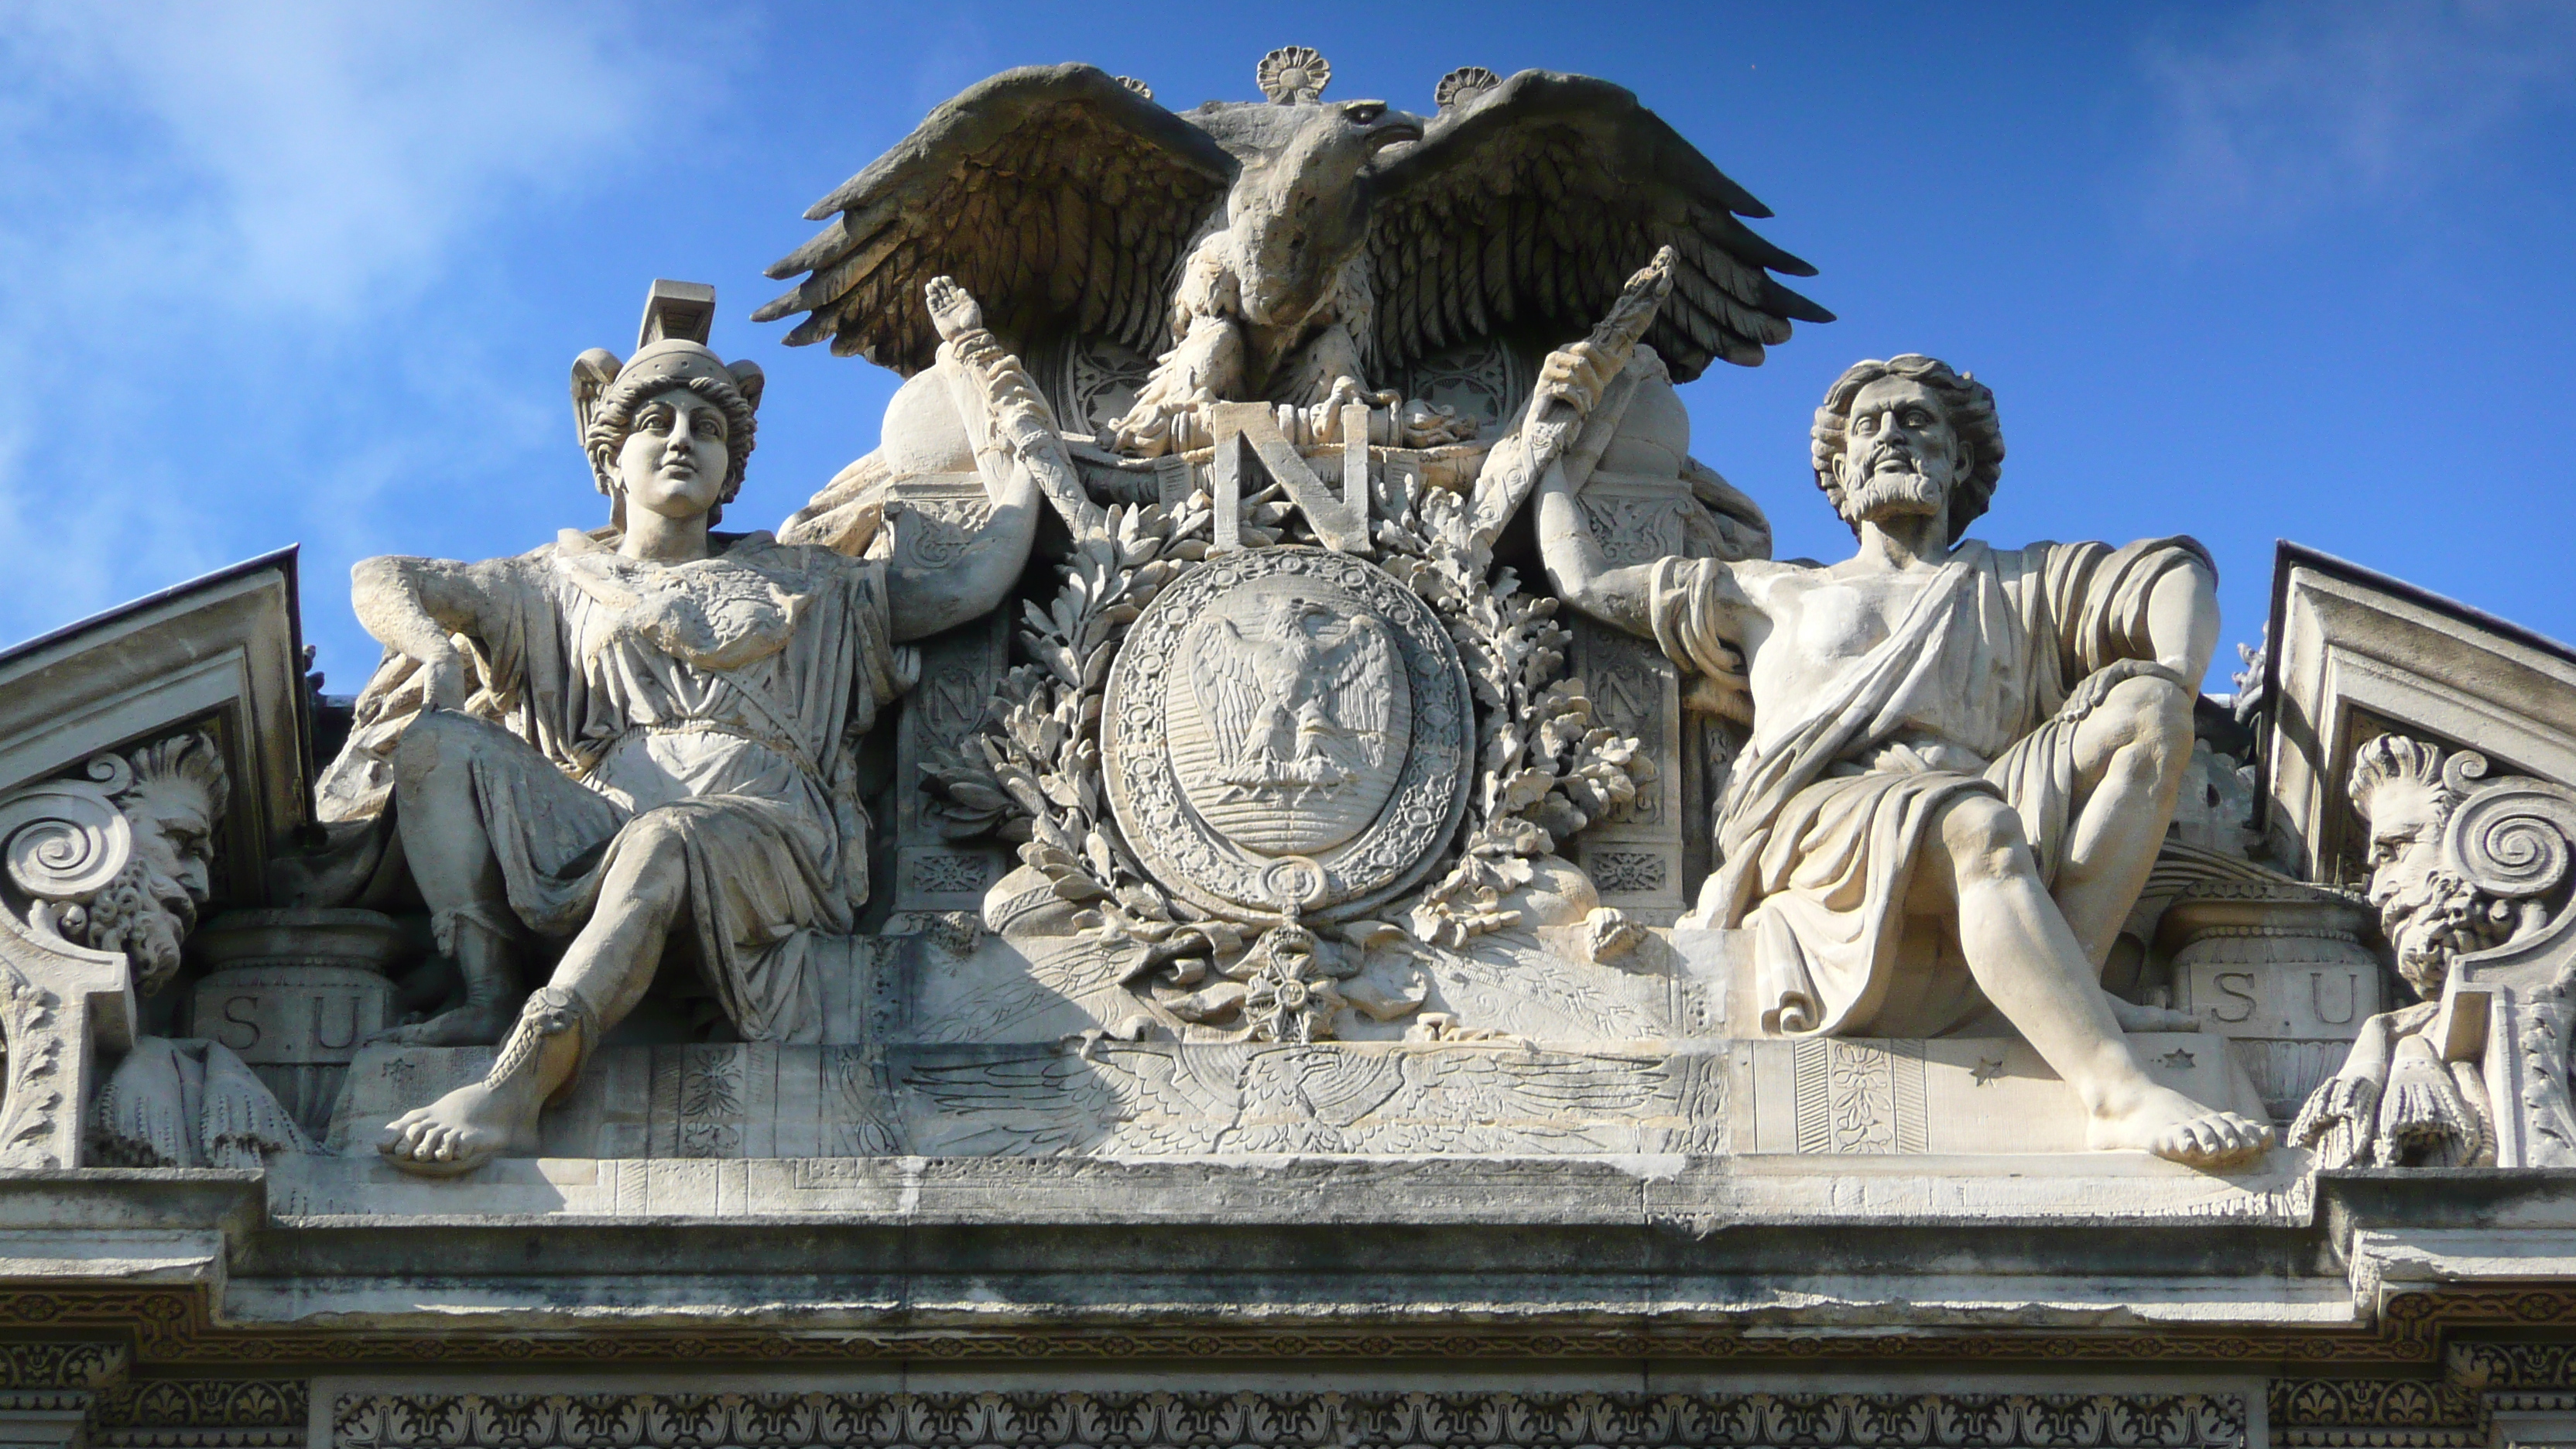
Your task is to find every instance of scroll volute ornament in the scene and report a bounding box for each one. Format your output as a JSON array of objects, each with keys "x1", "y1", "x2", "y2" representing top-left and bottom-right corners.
[
  {"x1": 0, "y1": 757, "x2": 142, "y2": 1169},
  {"x1": 0, "y1": 755, "x2": 137, "y2": 933},
  {"x1": 2440, "y1": 751, "x2": 2576, "y2": 940}
]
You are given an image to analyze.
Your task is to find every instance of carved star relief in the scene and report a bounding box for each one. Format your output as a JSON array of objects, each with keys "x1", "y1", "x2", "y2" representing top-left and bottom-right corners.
[{"x1": 2156, "y1": 1047, "x2": 2197, "y2": 1070}]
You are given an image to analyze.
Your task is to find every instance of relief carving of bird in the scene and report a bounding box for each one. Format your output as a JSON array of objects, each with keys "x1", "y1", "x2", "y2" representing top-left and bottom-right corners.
[
  {"x1": 903, "y1": 1040, "x2": 1669, "y2": 1157},
  {"x1": 1192, "y1": 594, "x2": 1397, "y2": 800},
  {"x1": 754, "y1": 50, "x2": 1830, "y2": 454}
]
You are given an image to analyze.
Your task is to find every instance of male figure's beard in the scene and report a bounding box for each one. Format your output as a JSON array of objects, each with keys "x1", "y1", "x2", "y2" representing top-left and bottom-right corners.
[
  {"x1": 83, "y1": 859, "x2": 197, "y2": 997},
  {"x1": 2378, "y1": 862, "x2": 2506, "y2": 999},
  {"x1": 1845, "y1": 461, "x2": 1946, "y2": 528}
]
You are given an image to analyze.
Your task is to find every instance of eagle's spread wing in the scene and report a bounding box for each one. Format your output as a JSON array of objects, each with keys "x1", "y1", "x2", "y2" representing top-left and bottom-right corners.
[
  {"x1": 902, "y1": 1050, "x2": 1113, "y2": 1156},
  {"x1": 1318, "y1": 614, "x2": 1399, "y2": 755},
  {"x1": 1366, "y1": 70, "x2": 1832, "y2": 382},
  {"x1": 1190, "y1": 617, "x2": 1271, "y2": 769},
  {"x1": 904, "y1": 1043, "x2": 1243, "y2": 1156},
  {"x1": 753, "y1": 63, "x2": 1236, "y2": 373}
]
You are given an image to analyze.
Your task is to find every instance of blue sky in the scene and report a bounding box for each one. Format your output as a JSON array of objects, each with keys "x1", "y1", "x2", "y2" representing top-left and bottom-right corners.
[{"x1": 1, "y1": 2, "x2": 2570, "y2": 692}]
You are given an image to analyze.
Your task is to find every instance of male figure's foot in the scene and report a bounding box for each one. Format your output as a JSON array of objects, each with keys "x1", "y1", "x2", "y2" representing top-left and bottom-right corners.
[
  {"x1": 2087, "y1": 1081, "x2": 2271, "y2": 1169},
  {"x1": 379, "y1": 1074, "x2": 542, "y2": 1177},
  {"x1": 365, "y1": 995, "x2": 518, "y2": 1047}
]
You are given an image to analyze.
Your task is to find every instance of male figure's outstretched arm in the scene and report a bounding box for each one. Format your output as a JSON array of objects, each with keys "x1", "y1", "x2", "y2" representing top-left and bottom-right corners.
[{"x1": 1533, "y1": 461, "x2": 1661, "y2": 638}]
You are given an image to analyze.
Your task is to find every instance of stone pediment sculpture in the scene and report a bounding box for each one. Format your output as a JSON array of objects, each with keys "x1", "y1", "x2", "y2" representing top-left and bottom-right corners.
[
  {"x1": 19, "y1": 46, "x2": 2576, "y2": 1445},
  {"x1": 9, "y1": 40, "x2": 2576, "y2": 1215},
  {"x1": 0, "y1": 551, "x2": 315, "y2": 1170}
]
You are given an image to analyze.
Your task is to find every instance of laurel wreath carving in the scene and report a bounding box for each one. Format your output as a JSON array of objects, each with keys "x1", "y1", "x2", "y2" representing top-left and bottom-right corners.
[
  {"x1": 1374, "y1": 484, "x2": 1651, "y2": 947},
  {"x1": 920, "y1": 462, "x2": 1652, "y2": 1018},
  {"x1": 918, "y1": 497, "x2": 1218, "y2": 951}
]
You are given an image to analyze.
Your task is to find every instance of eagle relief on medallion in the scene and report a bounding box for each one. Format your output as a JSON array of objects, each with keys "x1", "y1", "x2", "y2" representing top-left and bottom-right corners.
[
  {"x1": 1103, "y1": 547, "x2": 1471, "y2": 925},
  {"x1": 1184, "y1": 584, "x2": 1404, "y2": 850}
]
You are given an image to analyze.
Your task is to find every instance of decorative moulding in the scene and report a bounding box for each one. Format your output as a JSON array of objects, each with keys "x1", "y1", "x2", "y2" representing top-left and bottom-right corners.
[{"x1": 0, "y1": 550, "x2": 308, "y2": 906}]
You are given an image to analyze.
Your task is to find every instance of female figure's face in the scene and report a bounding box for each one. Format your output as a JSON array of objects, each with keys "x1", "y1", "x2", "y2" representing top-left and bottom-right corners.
[{"x1": 615, "y1": 388, "x2": 730, "y2": 523}]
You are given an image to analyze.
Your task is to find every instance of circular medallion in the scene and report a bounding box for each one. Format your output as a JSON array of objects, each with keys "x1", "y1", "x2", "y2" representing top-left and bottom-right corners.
[{"x1": 1103, "y1": 547, "x2": 1471, "y2": 923}]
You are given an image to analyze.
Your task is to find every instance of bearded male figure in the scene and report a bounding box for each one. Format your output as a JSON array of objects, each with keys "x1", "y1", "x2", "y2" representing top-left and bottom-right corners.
[
  {"x1": 2287, "y1": 735, "x2": 2508, "y2": 1168},
  {"x1": 1538, "y1": 351, "x2": 2269, "y2": 1168}
]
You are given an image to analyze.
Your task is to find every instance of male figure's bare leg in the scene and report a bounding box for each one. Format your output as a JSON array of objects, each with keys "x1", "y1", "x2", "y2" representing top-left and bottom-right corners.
[
  {"x1": 1913, "y1": 792, "x2": 2267, "y2": 1168},
  {"x1": 2052, "y1": 676, "x2": 2197, "y2": 968},
  {"x1": 381, "y1": 820, "x2": 690, "y2": 1174},
  {"x1": 374, "y1": 712, "x2": 522, "y2": 1046}
]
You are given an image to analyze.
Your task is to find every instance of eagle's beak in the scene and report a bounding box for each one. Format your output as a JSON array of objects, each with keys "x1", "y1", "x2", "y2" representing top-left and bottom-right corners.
[
  {"x1": 1370, "y1": 114, "x2": 1425, "y2": 150},
  {"x1": 1344, "y1": 101, "x2": 1424, "y2": 154}
]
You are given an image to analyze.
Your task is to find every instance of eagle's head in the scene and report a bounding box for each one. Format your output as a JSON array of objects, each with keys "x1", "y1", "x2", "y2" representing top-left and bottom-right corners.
[
  {"x1": 1196, "y1": 95, "x2": 1423, "y2": 194},
  {"x1": 1266, "y1": 594, "x2": 1336, "y2": 638},
  {"x1": 1293, "y1": 100, "x2": 1423, "y2": 187}
]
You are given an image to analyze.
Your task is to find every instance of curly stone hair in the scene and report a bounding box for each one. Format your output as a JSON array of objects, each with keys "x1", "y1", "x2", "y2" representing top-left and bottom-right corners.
[
  {"x1": 1810, "y1": 354, "x2": 2005, "y2": 544},
  {"x1": 2348, "y1": 734, "x2": 2451, "y2": 827},
  {"x1": 582, "y1": 369, "x2": 760, "y2": 513},
  {"x1": 116, "y1": 730, "x2": 231, "y2": 824}
]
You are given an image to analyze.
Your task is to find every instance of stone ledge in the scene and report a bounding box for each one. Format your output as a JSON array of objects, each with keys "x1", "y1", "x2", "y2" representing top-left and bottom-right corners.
[{"x1": 263, "y1": 1147, "x2": 2315, "y2": 1226}]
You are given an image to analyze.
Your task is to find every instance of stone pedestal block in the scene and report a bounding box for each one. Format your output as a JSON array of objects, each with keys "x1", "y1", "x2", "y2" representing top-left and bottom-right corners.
[
  {"x1": 1738, "y1": 1032, "x2": 2268, "y2": 1156},
  {"x1": 2159, "y1": 888, "x2": 2382, "y2": 1121},
  {"x1": 187, "y1": 908, "x2": 408, "y2": 1137}
]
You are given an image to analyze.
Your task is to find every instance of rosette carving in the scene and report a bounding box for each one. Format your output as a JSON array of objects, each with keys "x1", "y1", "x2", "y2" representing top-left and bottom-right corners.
[{"x1": 1255, "y1": 46, "x2": 1331, "y2": 104}]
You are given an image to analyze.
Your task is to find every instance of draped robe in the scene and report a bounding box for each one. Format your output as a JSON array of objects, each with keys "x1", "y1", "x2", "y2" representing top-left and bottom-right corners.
[
  {"x1": 1650, "y1": 536, "x2": 2211, "y2": 1038},
  {"x1": 341, "y1": 529, "x2": 906, "y2": 1043}
]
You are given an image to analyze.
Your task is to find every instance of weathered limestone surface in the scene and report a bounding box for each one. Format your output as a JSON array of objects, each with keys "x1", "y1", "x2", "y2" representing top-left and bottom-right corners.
[{"x1": 2, "y1": 46, "x2": 2575, "y2": 1449}]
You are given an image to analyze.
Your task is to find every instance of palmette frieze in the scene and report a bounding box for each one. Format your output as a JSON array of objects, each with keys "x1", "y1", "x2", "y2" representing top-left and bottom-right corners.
[{"x1": 327, "y1": 1389, "x2": 2248, "y2": 1449}]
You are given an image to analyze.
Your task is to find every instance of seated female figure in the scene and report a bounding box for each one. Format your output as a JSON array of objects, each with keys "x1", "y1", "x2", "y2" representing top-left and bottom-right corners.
[{"x1": 355, "y1": 279, "x2": 1036, "y2": 1174}]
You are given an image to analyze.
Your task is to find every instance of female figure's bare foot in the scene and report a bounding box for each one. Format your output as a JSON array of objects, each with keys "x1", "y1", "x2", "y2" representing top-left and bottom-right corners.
[
  {"x1": 2087, "y1": 1080, "x2": 2272, "y2": 1169},
  {"x1": 379, "y1": 985, "x2": 594, "y2": 1177},
  {"x1": 379, "y1": 1075, "x2": 543, "y2": 1177}
]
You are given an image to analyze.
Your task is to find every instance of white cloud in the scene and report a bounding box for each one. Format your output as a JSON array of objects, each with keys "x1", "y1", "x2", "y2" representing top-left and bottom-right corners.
[
  {"x1": 1, "y1": 1, "x2": 721, "y2": 315},
  {"x1": 0, "y1": 1, "x2": 742, "y2": 657},
  {"x1": 2139, "y1": 0, "x2": 2576, "y2": 232}
]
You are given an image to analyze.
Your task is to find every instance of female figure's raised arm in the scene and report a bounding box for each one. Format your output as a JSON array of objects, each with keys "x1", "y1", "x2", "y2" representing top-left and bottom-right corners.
[{"x1": 885, "y1": 277, "x2": 1047, "y2": 642}]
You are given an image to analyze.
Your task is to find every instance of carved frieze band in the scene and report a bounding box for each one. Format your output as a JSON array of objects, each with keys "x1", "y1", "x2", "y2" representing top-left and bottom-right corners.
[
  {"x1": 1793, "y1": 1036, "x2": 1930, "y2": 1154},
  {"x1": 331, "y1": 1389, "x2": 2246, "y2": 1449},
  {"x1": 91, "y1": 1379, "x2": 308, "y2": 1448}
]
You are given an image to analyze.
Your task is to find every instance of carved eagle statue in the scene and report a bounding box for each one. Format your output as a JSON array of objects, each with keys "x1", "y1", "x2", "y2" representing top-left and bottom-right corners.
[{"x1": 754, "y1": 50, "x2": 1831, "y2": 453}]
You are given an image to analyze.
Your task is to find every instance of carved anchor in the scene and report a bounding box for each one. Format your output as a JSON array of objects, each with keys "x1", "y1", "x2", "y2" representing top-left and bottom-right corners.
[{"x1": 1208, "y1": 401, "x2": 1373, "y2": 555}]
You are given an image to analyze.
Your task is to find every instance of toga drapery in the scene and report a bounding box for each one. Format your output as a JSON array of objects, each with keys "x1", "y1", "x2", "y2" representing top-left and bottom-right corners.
[
  {"x1": 331, "y1": 529, "x2": 906, "y2": 1043},
  {"x1": 1650, "y1": 536, "x2": 2211, "y2": 1039}
]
